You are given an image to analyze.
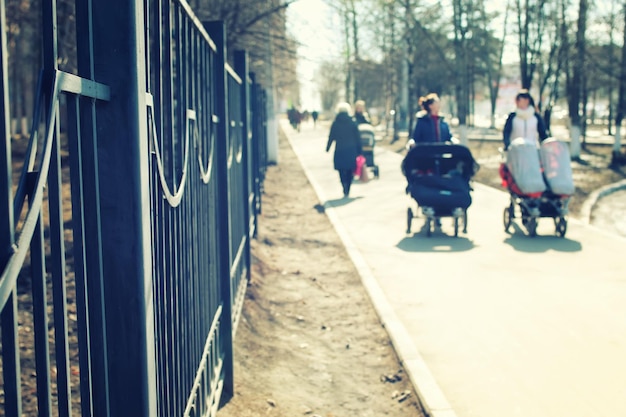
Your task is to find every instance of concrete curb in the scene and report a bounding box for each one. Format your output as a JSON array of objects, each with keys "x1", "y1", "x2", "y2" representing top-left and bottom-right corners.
[
  {"x1": 579, "y1": 179, "x2": 626, "y2": 224},
  {"x1": 283, "y1": 125, "x2": 457, "y2": 417}
]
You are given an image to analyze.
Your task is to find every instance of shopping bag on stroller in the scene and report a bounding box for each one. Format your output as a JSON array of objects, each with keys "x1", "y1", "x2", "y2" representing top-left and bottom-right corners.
[
  {"x1": 539, "y1": 138, "x2": 575, "y2": 196},
  {"x1": 506, "y1": 138, "x2": 546, "y2": 197},
  {"x1": 355, "y1": 154, "x2": 369, "y2": 182}
]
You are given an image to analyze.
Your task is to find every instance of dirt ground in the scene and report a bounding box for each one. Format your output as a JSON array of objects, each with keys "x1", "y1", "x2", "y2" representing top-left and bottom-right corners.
[
  {"x1": 217, "y1": 122, "x2": 626, "y2": 417},
  {"x1": 217, "y1": 128, "x2": 425, "y2": 417}
]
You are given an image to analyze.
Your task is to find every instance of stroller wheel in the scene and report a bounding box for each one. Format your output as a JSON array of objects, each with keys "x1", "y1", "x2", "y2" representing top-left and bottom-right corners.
[
  {"x1": 503, "y1": 206, "x2": 513, "y2": 233},
  {"x1": 526, "y1": 217, "x2": 538, "y2": 237},
  {"x1": 374, "y1": 166, "x2": 380, "y2": 178},
  {"x1": 426, "y1": 218, "x2": 432, "y2": 237},
  {"x1": 556, "y1": 217, "x2": 567, "y2": 237},
  {"x1": 406, "y1": 208, "x2": 413, "y2": 234},
  {"x1": 454, "y1": 217, "x2": 459, "y2": 237},
  {"x1": 462, "y1": 210, "x2": 468, "y2": 234}
]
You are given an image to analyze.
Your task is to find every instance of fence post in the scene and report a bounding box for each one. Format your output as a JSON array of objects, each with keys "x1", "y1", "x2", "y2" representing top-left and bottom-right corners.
[
  {"x1": 0, "y1": 2, "x2": 20, "y2": 415},
  {"x1": 204, "y1": 20, "x2": 235, "y2": 405},
  {"x1": 0, "y1": 1, "x2": 22, "y2": 415},
  {"x1": 91, "y1": 0, "x2": 157, "y2": 415},
  {"x1": 249, "y1": 73, "x2": 267, "y2": 221},
  {"x1": 0, "y1": 0, "x2": 13, "y2": 270},
  {"x1": 234, "y1": 49, "x2": 253, "y2": 272}
]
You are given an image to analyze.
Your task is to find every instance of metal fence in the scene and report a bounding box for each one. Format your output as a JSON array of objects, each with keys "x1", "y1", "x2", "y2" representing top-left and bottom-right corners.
[{"x1": 0, "y1": 0, "x2": 267, "y2": 416}]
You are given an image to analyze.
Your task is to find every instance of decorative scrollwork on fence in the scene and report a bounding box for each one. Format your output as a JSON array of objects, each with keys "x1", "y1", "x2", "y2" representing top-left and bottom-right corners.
[
  {"x1": 146, "y1": 94, "x2": 216, "y2": 206},
  {"x1": 197, "y1": 116, "x2": 216, "y2": 184}
]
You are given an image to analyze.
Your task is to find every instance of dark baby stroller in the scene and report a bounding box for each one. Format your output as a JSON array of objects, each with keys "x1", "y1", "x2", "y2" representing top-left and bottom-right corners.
[
  {"x1": 403, "y1": 143, "x2": 478, "y2": 237},
  {"x1": 358, "y1": 124, "x2": 380, "y2": 178},
  {"x1": 500, "y1": 138, "x2": 573, "y2": 237}
]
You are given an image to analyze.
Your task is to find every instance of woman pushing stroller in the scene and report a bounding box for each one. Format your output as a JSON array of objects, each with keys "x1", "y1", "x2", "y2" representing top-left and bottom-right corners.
[
  {"x1": 402, "y1": 93, "x2": 478, "y2": 236},
  {"x1": 499, "y1": 89, "x2": 550, "y2": 202},
  {"x1": 499, "y1": 89, "x2": 573, "y2": 237},
  {"x1": 406, "y1": 93, "x2": 452, "y2": 149},
  {"x1": 502, "y1": 89, "x2": 549, "y2": 149}
]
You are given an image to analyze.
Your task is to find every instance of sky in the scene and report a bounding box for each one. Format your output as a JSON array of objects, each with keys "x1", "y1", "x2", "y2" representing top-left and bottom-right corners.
[{"x1": 286, "y1": 0, "x2": 341, "y2": 111}]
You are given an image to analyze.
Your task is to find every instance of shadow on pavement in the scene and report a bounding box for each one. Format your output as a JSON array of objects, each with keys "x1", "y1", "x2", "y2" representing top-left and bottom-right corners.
[
  {"x1": 396, "y1": 231, "x2": 476, "y2": 252},
  {"x1": 322, "y1": 196, "x2": 363, "y2": 208},
  {"x1": 503, "y1": 230, "x2": 582, "y2": 253}
]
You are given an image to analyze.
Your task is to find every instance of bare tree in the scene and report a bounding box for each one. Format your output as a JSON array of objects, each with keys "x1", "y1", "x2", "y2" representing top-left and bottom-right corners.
[
  {"x1": 452, "y1": 0, "x2": 473, "y2": 144},
  {"x1": 566, "y1": 0, "x2": 587, "y2": 159},
  {"x1": 197, "y1": 0, "x2": 300, "y2": 103},
  {"x1": 515, "y1": 0, "x2": 547, "y2": 90},
  {"x1": 404, "y1": 3, "x2": 454, "y2": 116},
  {"x1": 584, "y1": 0, "x2": 626, "y2": 158},
  {"x1": 599, "y1": 2, "x2": 620, "y2": 136},
  {"x1": 353, "y1": 58, "x2": 386, "y2": 109},
  {"x1": 6, "y1": 0, "x2": 38, "y2": 136},
  {"x1": 473, "y1": 0, "x2": 510, "y2": 128},
  {"x1": 373, "y1": 0, "x2": 401, "y2": 137},
  {"x1": 317, "y1": 60, "x2": 344, "y2": 112},
  {"x1": 325, "y1": 0, "x2": 369, "y2": 104},
  {"x1": 615, "y1": 3, "x2": 626, "y2": 162},
  {"x1": 531, "y1": 0, "x2": 565, "y2": 132}
]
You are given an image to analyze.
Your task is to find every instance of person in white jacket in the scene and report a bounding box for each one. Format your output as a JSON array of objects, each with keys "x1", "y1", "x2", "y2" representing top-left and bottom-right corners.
[{"x1": 502, "y1": 89, "x2": 549, "y2": 149}]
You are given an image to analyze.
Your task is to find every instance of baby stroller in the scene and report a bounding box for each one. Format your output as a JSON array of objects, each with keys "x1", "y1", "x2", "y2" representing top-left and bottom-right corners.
[
  {"x1": 403, "y1": 143, "x2": 478, "y2": 237},
  {"x1": 500, "y1": 138, "x2": 574, "y2": 237},
  {"x1": 358, "y1": 124, "x2": 380, "y2": 178}
]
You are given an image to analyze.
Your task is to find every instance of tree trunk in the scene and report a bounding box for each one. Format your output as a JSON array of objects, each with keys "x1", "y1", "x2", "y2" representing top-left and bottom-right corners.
[
  {"x1": 517, "y1": 0, "x2": 544, "y2": 90},
  {"x1": 570, "y1": 124, "x2": 582, "y2": 157},
  {"x1": 351, "y1": 1, "x2": 359, "y2": 101},
  {"x1": 488, "y1": 2, "x2": 507, "y2": 131},
  {"x1": 614, "y1": 3, "x2": 626, "y2": 159},
  {"x1": 452, "y1": 0, "x2": 469, "y2": 146},
  {"x1": 343, "y1": 11, "x2": 352, "y2": 103},
  {"x1": 615, "y1": 124, "x2": 623, "y2": 160},
  {"x1": 568, "y1": 0, "x2": 587, "y2": 159}
]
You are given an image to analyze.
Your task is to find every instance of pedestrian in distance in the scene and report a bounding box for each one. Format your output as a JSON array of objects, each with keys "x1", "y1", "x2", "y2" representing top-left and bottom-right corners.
[
  {"x1": 288, "y1": 105, "x2": 302, "y2": 132},
  {"x1": 353, "y1": 100, "x2": 371, "y2": 125},
  {"x1": 326, "y1": 102, "x2": 363, "y2": 198},
  {"x1": 502, "y1": 89, "x2": 549, "y2": 150},
  {"x1": 407, "y1": 93, "x2": 452, "y2": 149},
  {"x1": 311, "y1": 110, "x2": 319, "y2": 128}
]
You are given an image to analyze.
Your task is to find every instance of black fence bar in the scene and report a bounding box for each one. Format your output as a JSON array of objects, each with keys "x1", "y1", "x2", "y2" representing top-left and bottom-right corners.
[
  {"x1": 204, "y1": 19, "x2": 235, "y2": 408},
  {"x1": 0, "y1": 0, "x2": 18, "y2": 412},
  {"x1": 0, "y1": 0, "x2": 13, "y2": 268},
  {"x1": 226, "y1": 63, "x2": 249, "y2": 329},
  {"x1": 234, "y1": 50, "x2": 254, "y2": 330},
  {"x1": 250, "y1": 72, "x2": 268, "y2": 220}
]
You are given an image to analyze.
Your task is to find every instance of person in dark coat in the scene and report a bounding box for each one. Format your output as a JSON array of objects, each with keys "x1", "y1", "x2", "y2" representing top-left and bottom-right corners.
[
  {"x1": 311, "y1": 110, "x2": 319, "y2": 127},
  {"x1": 326, "y1": 102, "x2": 363, "y2": 197},
  {"x1": 408, "y1": 93, "x2": 452, "y2": 147}
]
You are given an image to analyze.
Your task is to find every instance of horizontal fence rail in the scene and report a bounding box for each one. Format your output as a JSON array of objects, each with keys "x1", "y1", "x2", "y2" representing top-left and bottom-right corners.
[{"x1": 0, "y1": 0, "x2": 268, "y2": 416}]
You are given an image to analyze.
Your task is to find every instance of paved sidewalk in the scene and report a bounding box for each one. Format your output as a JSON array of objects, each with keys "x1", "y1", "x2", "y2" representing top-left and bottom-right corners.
[
  {"x1": 589, "y1": 189, "x2": 626, "y2": 237},
  {"x1": 282, "y1": 119, "x2": 626, "y2": 417}
]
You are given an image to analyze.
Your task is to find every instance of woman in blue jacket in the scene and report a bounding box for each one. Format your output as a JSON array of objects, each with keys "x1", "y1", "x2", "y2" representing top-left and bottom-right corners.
[{"x1": 409, "y1": 93, "x2": 452, "y2": 146}]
